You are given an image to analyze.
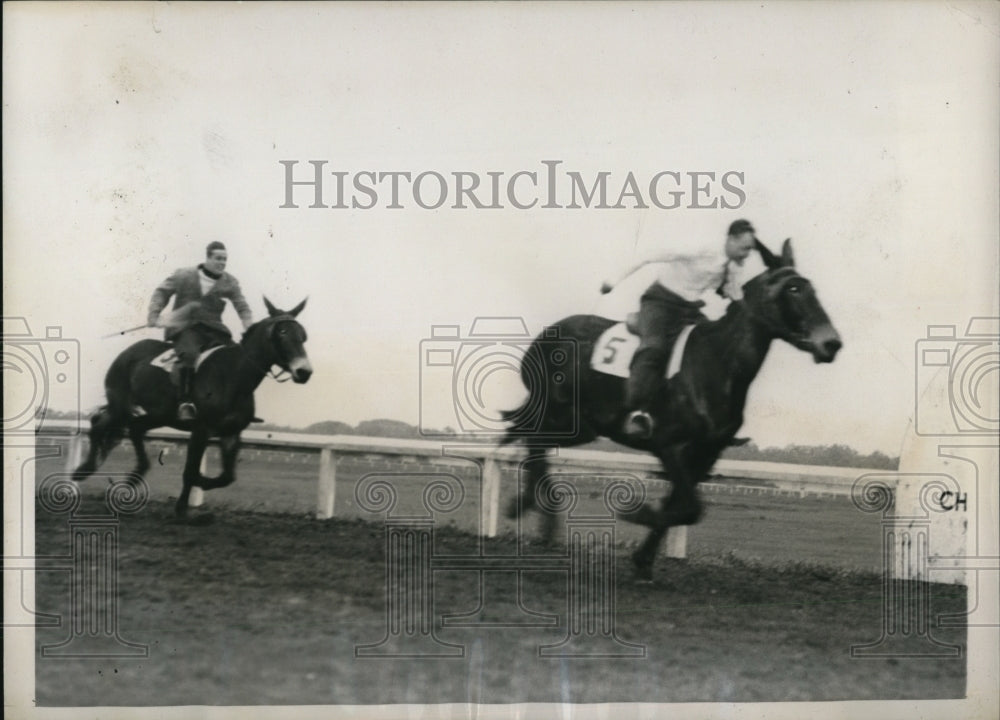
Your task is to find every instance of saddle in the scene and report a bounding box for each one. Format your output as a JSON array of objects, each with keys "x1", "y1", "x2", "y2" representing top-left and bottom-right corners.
[{"x1": 149, "y1": 344, "x2": 227, "y2": 385}]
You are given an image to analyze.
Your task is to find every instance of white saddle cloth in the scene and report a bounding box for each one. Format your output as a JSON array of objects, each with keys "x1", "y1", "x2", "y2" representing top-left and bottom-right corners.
[{"x1": 590, "y1": 323, "x2": 695, "y2": 380}]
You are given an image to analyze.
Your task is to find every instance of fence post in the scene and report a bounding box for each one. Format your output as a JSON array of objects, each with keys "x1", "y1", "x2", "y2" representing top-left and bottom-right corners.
[
  {"x1": 482, "y1": 457, "x2": 501, "y2": 538},
  {"x1": 317, "y1": 447, "x2": 336, "y2": 519},
  {"x1": 665, "y1": 526, "x2": 687, "y2": 559},
  {"x1": 64, "y1": 434, "x2": 85, "y2": 473}
]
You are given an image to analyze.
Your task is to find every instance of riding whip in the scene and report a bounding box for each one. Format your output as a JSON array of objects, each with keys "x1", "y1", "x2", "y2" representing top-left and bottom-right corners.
[{"x1": 101, "y1": 324, "x2": 151, "y2": 339}]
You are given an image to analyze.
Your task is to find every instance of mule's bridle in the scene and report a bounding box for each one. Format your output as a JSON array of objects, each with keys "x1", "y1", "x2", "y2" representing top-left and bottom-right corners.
[
  {"x1": 242, "y1": 315, "x2": 305, "y2": 382},
  {"x1": 741, "y1": 267, "x2": 810, "y2": 342}
]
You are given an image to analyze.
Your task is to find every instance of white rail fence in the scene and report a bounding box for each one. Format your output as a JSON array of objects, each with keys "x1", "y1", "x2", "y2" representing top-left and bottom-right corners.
[{"x1": 47, "y1": 421, "x2": 883, "y2": 560}]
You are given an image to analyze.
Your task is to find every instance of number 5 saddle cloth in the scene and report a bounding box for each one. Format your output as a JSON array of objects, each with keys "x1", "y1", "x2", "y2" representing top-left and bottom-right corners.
[{"x1": 590, "y1": 314, "x2": 695, "y2": 380}]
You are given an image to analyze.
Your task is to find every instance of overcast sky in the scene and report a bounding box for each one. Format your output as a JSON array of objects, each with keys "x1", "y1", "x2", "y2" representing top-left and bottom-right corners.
[{"x1": 4, "y1": 2, "x2": 998, "y2": 455}]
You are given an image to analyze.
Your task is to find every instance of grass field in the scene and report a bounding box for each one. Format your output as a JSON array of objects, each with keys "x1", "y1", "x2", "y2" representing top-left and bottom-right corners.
[{"x1": 30, "y1": 440, "x2": 967, "y2": 705}]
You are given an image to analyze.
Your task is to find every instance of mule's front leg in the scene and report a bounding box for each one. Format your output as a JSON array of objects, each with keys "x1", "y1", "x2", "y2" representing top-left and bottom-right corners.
[
  {"x1": 632, "y1": 486, "x2": 703, "y2": 581},
  {"x1": 176, "y1": 432, "x2": 209, "y2": 518},
  {"x1": 197, "y1": 434, "x2": 241, "y2": 490},
  {"x1": 128, "y1": 422, "x2": 152, "y2": 483},
  {"x1": 631, "y1": 447, "x2": 704, "y2": 581}
]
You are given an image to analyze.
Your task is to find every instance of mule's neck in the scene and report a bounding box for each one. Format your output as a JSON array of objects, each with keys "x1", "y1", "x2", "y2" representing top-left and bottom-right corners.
[
  {"x1": 236, "y1": 326, "x2": 278, "y2": 393},
  {"x1": 704, "y1": 301, "x2": 774, "y2": 393}
]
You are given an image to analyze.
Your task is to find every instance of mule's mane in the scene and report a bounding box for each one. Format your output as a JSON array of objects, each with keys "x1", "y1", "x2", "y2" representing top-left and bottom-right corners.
[{"x1": 697, "y1": 265, "x2": 801, "y2": 339}]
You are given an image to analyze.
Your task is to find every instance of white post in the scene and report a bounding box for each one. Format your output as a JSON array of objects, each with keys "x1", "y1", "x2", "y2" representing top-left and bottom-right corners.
[
  {"x1": 190, "y1": 451, "x2": 206, "y2": 508},
  {"x1": 65, "y1": 434, "x2": 85, "y2": 473},
  {"x1": 482, "y1": 457, "x2": 501, "y2": 538},
  {"x1": 317, "y1": 447, "x2": 336, "y2": 520},
  {"x1": 665, "y1": 526, "x2": 688, "y2": 559}
]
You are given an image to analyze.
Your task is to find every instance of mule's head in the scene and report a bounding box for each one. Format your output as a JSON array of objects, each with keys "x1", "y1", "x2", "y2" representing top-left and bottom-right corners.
[
  {"x1": 251, "y1": 297, "x2": 313, "y2": 383},
  {"x1": 742, "y1": 239, "x2": 842, "y2": 363}
]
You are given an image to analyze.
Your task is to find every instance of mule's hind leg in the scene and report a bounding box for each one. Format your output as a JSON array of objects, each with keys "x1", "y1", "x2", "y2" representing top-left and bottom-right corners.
[
  {"x1": 505, "y1": 448, "x2": 561, "y2": 546},
  {"x1": 531, "y1": 455, "x2": 562, "y2": 546},
  {"x1": 126, "y1": 422, "x2": 152, "y2": 486},
  {"x1": 505, "y1": 446, "x2": 548, "y2": 520},
  {"x1": 72, "y1": 407, "x2": 123, "y2": 482}
]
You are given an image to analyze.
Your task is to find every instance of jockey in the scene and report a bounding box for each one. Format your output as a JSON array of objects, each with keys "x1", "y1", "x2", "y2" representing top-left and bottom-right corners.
[
  {"x1": 602, "y1": 219, "x2": 760, "y2": 439},
  {"x1": 147, "y1": 241, "x2": 253, "y2": 420}
]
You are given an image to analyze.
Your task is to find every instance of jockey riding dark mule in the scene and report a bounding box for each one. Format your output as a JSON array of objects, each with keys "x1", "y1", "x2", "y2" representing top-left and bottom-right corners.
[
  {"x1": 147, "y1": 241, "x2": 253, "y2": 420},
  {"x1": 501, "y1": 233, "x2": 842, "y2": 580},
  {"x1": 74, "y1": 292, "x2": 312, "y2": 521},
  {"x1": 604, "y1": 219, "x2": 761, "y2": 440}
]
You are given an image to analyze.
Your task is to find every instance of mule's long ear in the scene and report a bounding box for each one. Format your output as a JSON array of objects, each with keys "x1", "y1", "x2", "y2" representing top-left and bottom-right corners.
[
  {"x1": 263, "y1": 296, "x2": 280, "y2": 317},
  {"x1": 289, "y1": 297, "x2": 308, "y2": 318},
  {"x1": 754, "y1": 238, "x2": 780, "y2": 269},
  {"x1": 781, "y1": 238, "x2": 795, "y2": 267}
]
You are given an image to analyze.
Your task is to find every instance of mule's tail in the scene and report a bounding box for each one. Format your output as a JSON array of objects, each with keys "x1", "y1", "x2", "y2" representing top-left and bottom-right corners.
[{"x1": 497, "y1": 405, "x2": 528, "y2": 446}]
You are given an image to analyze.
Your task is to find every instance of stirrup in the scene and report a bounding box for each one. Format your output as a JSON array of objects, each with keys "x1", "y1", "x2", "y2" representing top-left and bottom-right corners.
[
  {"x1": 177, "y1": 402, "x2": 198, "y2": 421},
  {"x1": 623, "y1": 410, "x2": 653, "y2": 439}
]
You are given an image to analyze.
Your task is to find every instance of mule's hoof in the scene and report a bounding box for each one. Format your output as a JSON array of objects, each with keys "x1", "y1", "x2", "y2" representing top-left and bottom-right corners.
[
  {"x1": 631, "y1": 551, "x2": 654, "y2": 582},
  {"x1": 172, "y1": 511, "x2": 215, "y2": 526},
  {"x1": 633, "y1": 565, "x2": 654, "y2": 582},
  {"x1": 70, "y1": 466, "x2": 93, "y2": 483}
]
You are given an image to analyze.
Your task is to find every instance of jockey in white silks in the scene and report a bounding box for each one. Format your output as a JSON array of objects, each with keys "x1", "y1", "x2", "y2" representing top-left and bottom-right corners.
[{"x1": 600, "y1": 219, "x2": 764, "y2": 439}]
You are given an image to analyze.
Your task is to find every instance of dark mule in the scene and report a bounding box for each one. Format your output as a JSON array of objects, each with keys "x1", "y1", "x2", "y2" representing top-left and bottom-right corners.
[
  {"x1": 73, "y1": 297, "x2": 312, "y2": 520},
  {"x1": 501, "y1": 239, "x2": 842, "y2": 579}
]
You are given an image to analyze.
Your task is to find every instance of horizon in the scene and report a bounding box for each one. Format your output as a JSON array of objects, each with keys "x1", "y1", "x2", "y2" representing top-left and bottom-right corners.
[{"x1": 36, "y1": 408, "x2": 901, "y2": 467}]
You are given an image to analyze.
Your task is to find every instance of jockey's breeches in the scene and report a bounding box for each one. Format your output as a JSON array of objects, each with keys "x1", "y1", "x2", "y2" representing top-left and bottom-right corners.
[
  {"x1": 173, "y1": 327, "x2": 206, "y2": 368},
  {"x1": 625, "y1": 283, "x2": 708, "y2": 409}
]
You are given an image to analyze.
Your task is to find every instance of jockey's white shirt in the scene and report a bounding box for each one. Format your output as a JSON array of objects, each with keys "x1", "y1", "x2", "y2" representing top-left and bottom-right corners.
[
  {"x1": 198, "y1": 268, "x2": 218, "y2": 296},
  {"x1": 650, "y1": 249, "x2": 742, "y2": 303},
  {"x1": 597, "y1": 247, "x2": 766, "y2": 321}
]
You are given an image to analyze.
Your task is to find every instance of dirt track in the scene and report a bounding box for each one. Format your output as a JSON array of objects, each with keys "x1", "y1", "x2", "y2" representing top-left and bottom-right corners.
[{"x1": 32, "y1": 445, "x2": 966, "y2": 705}]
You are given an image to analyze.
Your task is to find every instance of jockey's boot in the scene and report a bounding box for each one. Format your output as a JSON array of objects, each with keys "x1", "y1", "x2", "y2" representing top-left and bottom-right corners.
[
  {"x1": 177, "y1": 367, "x2": 198, "y2": 421},
  {"x1": 621, "y1": 347, "x2": 668, "y2": 440}
]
